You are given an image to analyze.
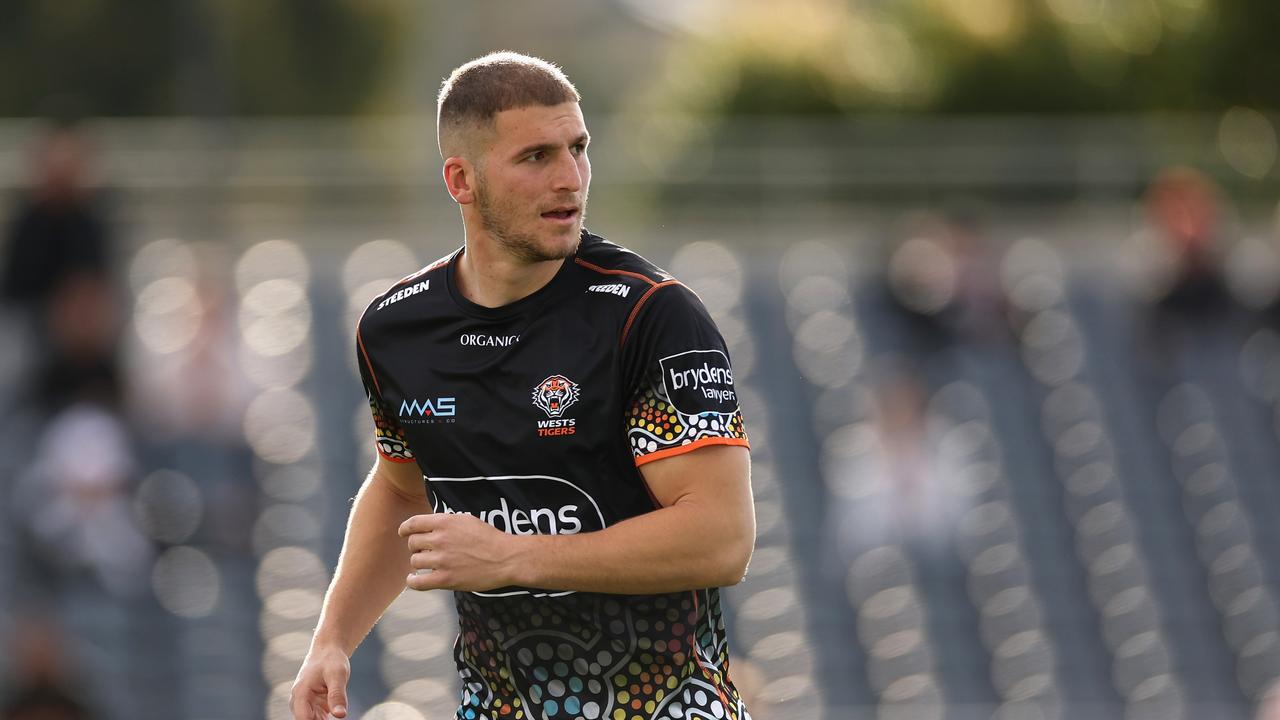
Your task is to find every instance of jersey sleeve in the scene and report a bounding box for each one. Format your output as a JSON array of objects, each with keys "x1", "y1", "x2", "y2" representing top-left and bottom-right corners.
[
  {"x1": 622, "y1": 283, "x2": 749, "y2": 466},
  {"x1": 356, "y1": 331, "x2": 416, "y2": 464}
]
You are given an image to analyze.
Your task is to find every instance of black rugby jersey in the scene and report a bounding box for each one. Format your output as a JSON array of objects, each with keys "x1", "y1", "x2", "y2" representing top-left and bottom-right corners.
[{"x1": 356, "y1": 230, "x2": 752, "y2": 720}]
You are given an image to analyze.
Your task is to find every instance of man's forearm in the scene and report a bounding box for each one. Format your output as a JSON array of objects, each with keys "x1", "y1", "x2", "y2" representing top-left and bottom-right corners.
[
  {"x1": 507, "y1": 496, "x2": 754, "y2": 595},
  {"x1": 311, "y1": 470, "x2": 429, "y2": 655},
  {"x1": 399, "y1": 447, "x2": 754, "y2": 596}
]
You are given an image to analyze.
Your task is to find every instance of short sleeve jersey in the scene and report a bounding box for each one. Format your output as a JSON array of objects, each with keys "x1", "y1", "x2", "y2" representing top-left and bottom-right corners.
[{"x1": 356, "y1": 231, "x2": 752, "y2": 720}]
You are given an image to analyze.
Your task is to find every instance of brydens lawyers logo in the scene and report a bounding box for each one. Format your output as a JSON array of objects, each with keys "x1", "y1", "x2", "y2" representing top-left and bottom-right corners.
[
  {"x1": 532, "y1": 374, "x2": 579, "y2": 437},
  {"x1": 659, "y1": 349, "x2": 738, "y2": 415},
  {"x1": 429, "y1": 474, "x2": 606, "y2": 597}
]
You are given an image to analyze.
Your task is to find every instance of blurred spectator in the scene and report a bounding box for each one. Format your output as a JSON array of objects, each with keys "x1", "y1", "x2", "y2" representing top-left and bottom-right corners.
[
  {"x1": 0, "y1": 118, "x2": 143, "y2": 720},
  {"x1": 11, "y1": 403, "x2": 151, "y2": 601},
  {"x1": 1141, "y1": 166, "x2": 1235, "y2": 321},
  {"x1": 1, "y1": 120, "x2": 109, "y2": 310},
  {"x1": 0, "y1": 119, "x2": 121, "y2": 414},
  {"x1": 883, "y1": 209, "x2": 1009, "y2": 357},
  {"x1": 1126, "y1": 167, "x2": 1250, "y2": 381},
  {"x1": 0, "y1": 616, "x2": 92, "y2": 720},
  {"x1": 1, "y1": 686, "x2": 90, "y2": 720},
  {"x1": 827, "y1": 362, "x2": 966, "y2": 559},
  {"x1": 0, "y1": 117, "x2": 142, "y2": 600},
  {"x1": 128, "y1": 250, "x2": 256, "y2": 552}
]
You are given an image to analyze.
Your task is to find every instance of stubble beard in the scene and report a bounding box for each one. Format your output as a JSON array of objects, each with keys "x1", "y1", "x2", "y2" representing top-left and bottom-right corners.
[{"x1": 474, "y1": 178, "x2": 587, "y2": 264}]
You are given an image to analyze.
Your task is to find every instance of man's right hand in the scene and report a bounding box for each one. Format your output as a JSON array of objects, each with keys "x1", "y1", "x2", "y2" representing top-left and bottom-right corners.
[{"x1": 290, "y1": 645, "x2": 351, "y2": 719}]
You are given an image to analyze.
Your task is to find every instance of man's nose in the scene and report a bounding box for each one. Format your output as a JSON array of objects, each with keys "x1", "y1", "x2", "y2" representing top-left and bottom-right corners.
[{"x1": 552, "y1": 153, "x2": 582, "y2": 193}]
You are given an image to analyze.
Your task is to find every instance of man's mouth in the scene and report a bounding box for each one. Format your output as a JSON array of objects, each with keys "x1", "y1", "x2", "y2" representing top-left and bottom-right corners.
[{"x1": 541, "y1": 207, "x2": 579, "y2": 222}]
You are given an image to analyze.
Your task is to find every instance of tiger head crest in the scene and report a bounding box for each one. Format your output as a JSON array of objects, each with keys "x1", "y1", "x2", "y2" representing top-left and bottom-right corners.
[{"x1": 532, "y1": 375, "x2": 580, "y2": 418}]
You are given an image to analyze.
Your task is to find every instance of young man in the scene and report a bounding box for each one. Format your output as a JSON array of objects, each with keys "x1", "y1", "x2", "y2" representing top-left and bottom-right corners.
[{"x1": 290, "y1": 52, "x2": 755, "y2": 720}]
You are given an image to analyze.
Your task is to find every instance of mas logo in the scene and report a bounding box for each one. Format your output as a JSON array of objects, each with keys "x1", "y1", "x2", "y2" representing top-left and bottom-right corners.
[
  {"x1": 531, "y1": 375, "x2": 580, "y2": 418},
  {"x1": 398, "y1": 396, "x2": 456, "y2": 424},
  {"x1": 658, "y1": 349, "x2": 738, "y2": 415}
]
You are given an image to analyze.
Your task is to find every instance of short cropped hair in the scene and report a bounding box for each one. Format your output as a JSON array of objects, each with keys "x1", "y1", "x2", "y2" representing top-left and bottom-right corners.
[{"x1": 437, "y1": 52, "x2": 580, "y2": 157}]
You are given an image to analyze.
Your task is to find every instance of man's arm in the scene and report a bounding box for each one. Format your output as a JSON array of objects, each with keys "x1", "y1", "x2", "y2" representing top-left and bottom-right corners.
[
  {"x1": 399, "y1": 444, "x2": 754, "y2": 595},
  {"x1": 290, "y1": 455, "x2": 429, "y2": 720}
]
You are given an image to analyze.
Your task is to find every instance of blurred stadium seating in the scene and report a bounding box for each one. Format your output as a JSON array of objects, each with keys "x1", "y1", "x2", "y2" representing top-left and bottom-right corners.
[{"x1": 2, "y1": 114, "x2": 1279, "y2": 720}]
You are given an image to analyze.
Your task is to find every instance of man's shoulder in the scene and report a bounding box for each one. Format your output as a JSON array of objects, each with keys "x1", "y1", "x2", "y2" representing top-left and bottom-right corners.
[
  {"x1": 357, "y1": 248, "x2": 458, "y2": 332},
  {"x1": 574, "y1": 231, "x2": 674, "y2": 288},
  {"x1": 574, "y1": 231, "x2": 714, "y2": 346}
]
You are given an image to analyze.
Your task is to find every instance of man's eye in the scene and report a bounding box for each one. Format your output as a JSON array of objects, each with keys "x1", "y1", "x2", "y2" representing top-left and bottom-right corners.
[
  {"x1": 527, "y1": 151, "x2": 546, "y2": 162},
  {"x1": 572, "y1": 143, "x2": 587, "y2": 155}
]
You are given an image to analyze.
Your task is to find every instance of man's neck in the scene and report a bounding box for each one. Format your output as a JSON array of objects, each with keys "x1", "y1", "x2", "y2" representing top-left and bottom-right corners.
[{"x1": 455, "y1": 233, "x2": 566, "y2": 309}]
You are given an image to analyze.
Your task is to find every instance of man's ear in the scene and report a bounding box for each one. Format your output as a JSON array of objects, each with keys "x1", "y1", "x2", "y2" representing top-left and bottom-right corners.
[{"x1": 443, "y1": 157, "x2": 476, "y2": 205}]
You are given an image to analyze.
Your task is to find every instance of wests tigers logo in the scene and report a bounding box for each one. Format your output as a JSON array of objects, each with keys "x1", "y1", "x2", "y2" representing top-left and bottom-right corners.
[{"x1": 532, "y1": 374, "x2": 580, "y2": 418}]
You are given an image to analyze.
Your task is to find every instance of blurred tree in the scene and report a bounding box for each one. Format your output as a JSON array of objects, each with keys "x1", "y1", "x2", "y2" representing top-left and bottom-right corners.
[
  {"x1": 636, "y1": 0, "x2": 1280, "y2": 116},
  {"x1": 0, "y1": 0, "x2": 405, "y2": 116},
  {"x1": 212, "y1": 0, "x2": 404, "y2": 116},
  {"x1": 0, "y1": 0, "x2": 178, "y2": 116}
]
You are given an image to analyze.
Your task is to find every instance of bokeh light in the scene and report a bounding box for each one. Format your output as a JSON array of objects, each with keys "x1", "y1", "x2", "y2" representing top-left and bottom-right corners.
[
  {"x1": 152, "y1": 546, "x2": 221, "y2": 618},
  {"x1": 239, "y1": 278, "x2": 312, "y2": 357},
  {"x1": 1219, "y1": 106, "x2": 1277, "y2": 179},
  {"x1": 243, "y1": 388, "x2": 317, "y2": 465},
  {"x1": 235, "y1": 240, "x2": 309, "y2": 294},
  {"x1": 133, "y1": 276, "x2": 201, "y2": 354},
  {"x1": 132, "y1": 469, "x2": 203, "y2": 544}
]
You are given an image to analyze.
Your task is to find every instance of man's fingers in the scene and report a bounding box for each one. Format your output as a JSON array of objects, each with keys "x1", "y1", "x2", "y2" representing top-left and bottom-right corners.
[
  {"x1": 397, "y1": 513, "x2": 441, "y2": 537},
  {"x1": 407, "y1": 568, "x2": 448, "y2": 591},
  {"x1": 288, "y1": 686, "x2": 328, "y2": 720},
  {"x1": 406, "y1": 533, "x2": 436, "y2": 552},
  {"x1": 323, "y1": 666, "x2": 349, "y2": 718},
  {"x1": 409, "y1": 550, "x2": 438, "y2": 570},
  {"x1": 287, "y1": 689, "x2": 310, "y2": 720}
]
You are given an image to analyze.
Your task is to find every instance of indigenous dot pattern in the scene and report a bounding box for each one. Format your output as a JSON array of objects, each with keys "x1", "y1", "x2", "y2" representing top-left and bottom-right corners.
[
  {"x1": 367, "y1": 388, "x2": 414, "y2": 461},
  {"x1": 449, "y1": 589, "x2": 750, "y2": 720},
  {"x1": 626, "y1": 371, "x2": 747, "y2": 461}
]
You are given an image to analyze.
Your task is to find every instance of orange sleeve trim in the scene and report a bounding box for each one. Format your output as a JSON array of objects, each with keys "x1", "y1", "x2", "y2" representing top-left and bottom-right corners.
[
  {"x1": 421, "y1": 253, "x2": 455, "y2": 275},
  {"x1": 574, "y1": 257, "x2": 659, "y2": 286},
  {"x1": 633, "y1": 436, "x2": 750, "y2": 467},
  {"x1": 376, "y1": 446, "x2": 416, "y2": 464},
  {"x1": 356, "y1": 326, "x2": 382, "y2": 396},
  {"x1": 391, "y1": 251, "x2": 456, "y2": 289},
  {"x1": 621, "y1": 279, "x2": 682, "y2": 348},
  {"x1": 392, "y1": 267, "x2": 430, "y2": 289}
]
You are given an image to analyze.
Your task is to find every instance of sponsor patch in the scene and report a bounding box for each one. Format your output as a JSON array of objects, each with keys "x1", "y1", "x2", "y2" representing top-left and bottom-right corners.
[
  {"x1": 588, "y1": 282, "x2": 631, "y2": 298},
  {"x1": 460, "y1": 333, "x2": 519, "y2": 347},
  {"x1": 377, "y1": 280, "x2": 430, "y2": 310},
  {"x1": 428, "y1": 474, "x2": 606, "y2": 597},
  {"x1": 658, "y1": 349, "x2": 738, "y2": 415},
  {"x1": 397, "y1": 396, "x2": 456, "y2": 424}
]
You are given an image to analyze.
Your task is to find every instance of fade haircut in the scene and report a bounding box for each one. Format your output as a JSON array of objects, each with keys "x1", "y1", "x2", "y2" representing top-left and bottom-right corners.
[{"x1": 437, "y1": 51, "x2": 580, "y2": 158}]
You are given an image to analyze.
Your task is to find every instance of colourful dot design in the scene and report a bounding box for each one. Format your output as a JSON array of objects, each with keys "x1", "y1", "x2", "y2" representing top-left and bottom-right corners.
[
  {"x1": 367, "y1": 390, "x2": 414, "y2": 461},
  {"x1": 626, "y1": 371, "x2": 746, "y2": 460},
  {"x1": 451, "y1": 590, "x2": 749, "y2": 719}
]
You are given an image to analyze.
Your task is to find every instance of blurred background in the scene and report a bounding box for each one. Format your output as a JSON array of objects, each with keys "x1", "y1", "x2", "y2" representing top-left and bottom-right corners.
[{"x1": 1, "y1": 1, "x2": 1280, "y2": 719}]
